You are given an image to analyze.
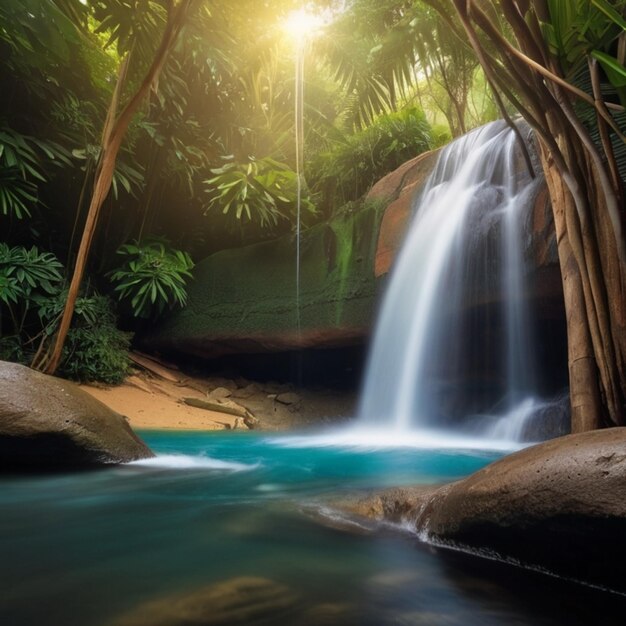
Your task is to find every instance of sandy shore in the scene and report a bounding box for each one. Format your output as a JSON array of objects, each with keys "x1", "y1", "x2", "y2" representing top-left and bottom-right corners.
[
  {"x1": 80, "y1": 356, "x2": 356, "y2": 432},
  {"x1": 81, "y1": 375, "x2": 241, "y2": 431}
]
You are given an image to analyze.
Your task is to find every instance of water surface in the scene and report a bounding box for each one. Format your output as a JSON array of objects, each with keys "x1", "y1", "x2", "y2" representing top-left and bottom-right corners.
[{"x1": 1, "y1": 430, "x2": 624, "y2": 625}]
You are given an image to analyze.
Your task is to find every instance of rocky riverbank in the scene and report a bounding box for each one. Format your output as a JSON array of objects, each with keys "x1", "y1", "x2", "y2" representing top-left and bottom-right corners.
[{"x1": 0, "y1": 354, "x2": 354, "y2": 470}]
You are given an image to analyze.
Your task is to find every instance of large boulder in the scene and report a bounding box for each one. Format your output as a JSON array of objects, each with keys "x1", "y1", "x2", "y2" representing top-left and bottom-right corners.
[
  {"x1": 336, "y1": 428, "x2": 626, "y2": 593},
  {"x1": 368, "y1": 149, "x2": 440, "y2": 277},
  {"x1": 0, "y1": 361, "x2": 154, "y2": 470}
]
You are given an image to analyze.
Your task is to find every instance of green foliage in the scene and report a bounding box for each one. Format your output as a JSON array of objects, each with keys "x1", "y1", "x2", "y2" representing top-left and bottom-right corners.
[
  {"x1": 317, "y1": 0, "x2": 418, "y2": 130},
  {"x1": 588, "y1": 0, "x2": 626, "y2": 105},
  {"x1": 543, "y1": 0, "x2": 626, "y2": 88},
  {"x1": 36, "y1": 289, "x2": 109, "y2": 330},
  {"x1": 0, "y1": 242, "x2": 130, "y2": 384},
  {"x1": 109, "y1": 239, "x2": 194, "y2": 318},
  {"x1": 0, "y1": 243, "x2": 66, "y2": 360},
  {"x1": 58, "y1": 295, "x2": 131, "y2": 385},
  {"x1": 203, "y1": 156, "x2": 315, "y2": 229},
  {"x1": 409, "y1": 2, "x2": 481, "y2": 136},
  {"x1": 309, "y1": 106, "x2": 432, "y2": 215},
  {"x1": 70, "y1": 142, "x2": 146, "y2": 201},
  {"x1": 92, "y1": 0, "x2": 167, "y2": 60},
  {"x1": 0, "y1": 126, "x2": 72, "y2": 219},
  {"x1": 0, "y1": 0, "x2": 86, "y2": 79},
  {"x1": 34, "y1": 290, "x2": 131, "y2": 383},
  {"x1": 0, "y1": 335, "x2": 25, "y2": 363},
  {"x1": 540, "y1": 0, "x2": 626, "y2": 174},
  {"x1": 543, "y1": 0, "x2": 622, "y2": 62},
  {"x1": 430, "y1": 124, "x2": 452, "y2": 148},
  {"x1": 1, "y1": 0, "x2": 474, "y2": 259},
  {"x1": 592, "y1": 49, "x2": 626, "y2": 87},
  {"x1": 0, "y1": 243, "x2": 63, "y2": 316}
]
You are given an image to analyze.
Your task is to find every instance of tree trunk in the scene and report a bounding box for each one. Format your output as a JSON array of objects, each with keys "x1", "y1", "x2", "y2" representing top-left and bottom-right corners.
[
  {"x1": 431, "y1": 0, "x2": 626, "y2": 430},
  {"x1": 539, "y1": 130, "x2": 626, "y2": 430},
  {"x1": 540, "y1": 148, "x2": 603, "y2": 431}
]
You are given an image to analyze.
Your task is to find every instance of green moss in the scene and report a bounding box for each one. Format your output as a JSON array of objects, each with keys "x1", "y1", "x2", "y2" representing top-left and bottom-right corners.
[{"x1": 153, "y1": 201, "x2": 386, "y2": 346}]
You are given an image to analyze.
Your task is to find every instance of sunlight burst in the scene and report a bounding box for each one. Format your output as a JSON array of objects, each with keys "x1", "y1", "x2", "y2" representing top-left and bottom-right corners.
[{"x1": 284, "y1": 9, "x2": 324, "y2": 41}]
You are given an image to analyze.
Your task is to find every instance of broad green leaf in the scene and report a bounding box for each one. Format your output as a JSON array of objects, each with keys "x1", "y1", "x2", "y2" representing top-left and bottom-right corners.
[{"x1": 592, "y1": 50, "x2": 626, "y2": 87}]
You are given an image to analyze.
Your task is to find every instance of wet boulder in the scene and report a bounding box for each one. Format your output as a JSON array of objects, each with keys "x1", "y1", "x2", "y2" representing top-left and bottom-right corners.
[
  {"x1": 336, "y1": 428, "x2": 626, "y2": 594},
  {"x1": 368, "y1": 149, "x2": 440, "y2": 277},
  {"x1": 0, "y1": 360, "x2": 154, "y2": 470}
]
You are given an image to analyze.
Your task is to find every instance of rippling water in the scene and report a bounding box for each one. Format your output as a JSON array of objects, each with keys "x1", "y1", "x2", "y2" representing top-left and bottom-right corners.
[{"x1": 1, "y1": 430, "x2": 624, "y2": 625}]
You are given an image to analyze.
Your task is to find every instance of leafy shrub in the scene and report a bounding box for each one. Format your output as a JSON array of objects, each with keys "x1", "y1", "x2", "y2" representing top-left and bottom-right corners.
[
  {"x1": 0, "y1": 243, "x2": 131, "y2": 383},
  {"x1": 0, "y1": 243, "x2": 64, "y2": 301},
  {"x1": 0, "y1": 243, "x2": 64, "y2": 333},
  {"x1": 0, "y1": 243, "x2": 66, "y2": 365},
  {"x1": 309, "y1": 107, "x2": 433, "y2": 215},
  {"x1": 203, "y1": 156, "x2": 315, "y2": 230},
  {"x1": 0, "y1": 335, "x2": 25, "y2": 363},
  {"x1": 431, "y1": 124, "x2": 452, "y2": 148},
  {"x1": 108, "y1": 239, "x2": 194, "y2": 318},
  {"x1": 58, "y1": 296, "x2": 131, "y2": 385}
]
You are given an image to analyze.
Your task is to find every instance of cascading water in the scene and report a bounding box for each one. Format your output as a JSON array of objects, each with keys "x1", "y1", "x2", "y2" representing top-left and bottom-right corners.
[{"x1": 357, "y1": 121, "x2": 548, "y2": 442}]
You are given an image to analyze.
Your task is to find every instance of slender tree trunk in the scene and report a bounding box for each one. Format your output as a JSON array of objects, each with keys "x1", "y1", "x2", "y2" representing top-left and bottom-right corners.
[
  {"x1": 36, "y1": 0, "x2": 192, "y2": 375},
  {"x1": 537, "y1": 112, "x2": 626, "y2": 429}
]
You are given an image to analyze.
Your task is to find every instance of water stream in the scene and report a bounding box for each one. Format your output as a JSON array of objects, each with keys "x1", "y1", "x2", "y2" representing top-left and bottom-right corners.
[{"x1": 294, "y1": 36, "x2": 305, "y2": 338}]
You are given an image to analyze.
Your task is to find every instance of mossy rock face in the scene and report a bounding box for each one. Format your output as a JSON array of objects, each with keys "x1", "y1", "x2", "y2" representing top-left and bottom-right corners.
[{"x1": 147, "y1": 202, "x2": 387, "y2": 358}]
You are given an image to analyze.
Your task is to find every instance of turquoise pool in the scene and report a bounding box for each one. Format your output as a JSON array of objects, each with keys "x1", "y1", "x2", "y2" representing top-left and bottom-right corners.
[{"x1": 0, "y1": 430, "x2": 623, "y2": 625}]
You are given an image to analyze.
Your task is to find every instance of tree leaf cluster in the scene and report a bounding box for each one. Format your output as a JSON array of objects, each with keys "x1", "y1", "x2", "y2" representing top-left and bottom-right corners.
[
  {"x1": 0, "y1": 127, "x2": 72, "y2": 219},
  {"x1": 203, "y1": 156, "x2": 316, "y2": 231},
  {"x1": 0, "y1": 241, "x2": 129, "y2": 383},
  {"x1": 108, "y1": 238, "x2": 194, "y2": 318},
  {"x1": 308, "y1": 106, "x2": 433, "y2": 214}
]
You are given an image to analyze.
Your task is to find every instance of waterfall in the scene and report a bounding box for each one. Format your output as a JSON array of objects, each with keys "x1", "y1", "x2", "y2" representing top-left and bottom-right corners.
[{"x1": 357, "y1": 121, "x2": 546, "y2": 442}]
